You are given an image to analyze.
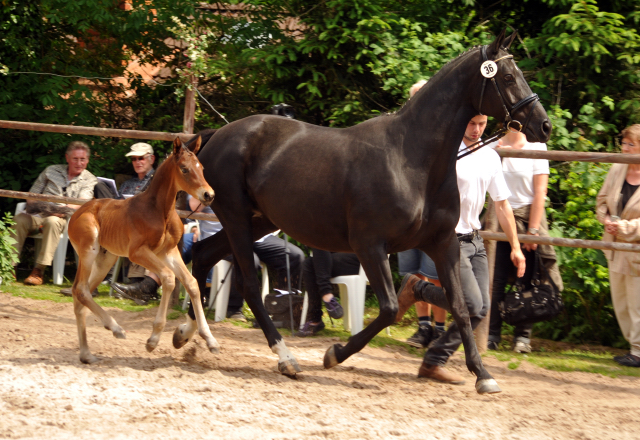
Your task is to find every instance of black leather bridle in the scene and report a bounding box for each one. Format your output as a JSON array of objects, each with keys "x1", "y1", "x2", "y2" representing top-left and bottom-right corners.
[{"x1": 458, "y1": 45, "x2": 541, "y2": 160}]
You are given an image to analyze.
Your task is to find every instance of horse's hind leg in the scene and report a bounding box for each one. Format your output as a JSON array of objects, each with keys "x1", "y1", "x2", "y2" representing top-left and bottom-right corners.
[
  {"x1": 72, "y1": 243, "x2": 125, "y2": 363},
  {"x1": 430, "y1": 235, "x2": 500, "y2": 394},
  {"x1": 323, "y1": 246, "x2": 397, "y2": 368}
]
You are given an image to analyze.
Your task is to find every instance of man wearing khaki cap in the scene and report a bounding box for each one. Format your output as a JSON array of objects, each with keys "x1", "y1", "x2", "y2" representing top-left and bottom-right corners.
[
  {"x1": 111, "y1": 142, "x2": 161, "y2": 304},
  {"x1": 118, "y1": 142, "x2": 156, "y2": 197}
]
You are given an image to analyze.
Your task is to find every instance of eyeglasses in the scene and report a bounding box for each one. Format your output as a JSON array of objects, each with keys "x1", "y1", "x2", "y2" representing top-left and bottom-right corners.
[{"x1": 131, "y1": 156, "x2": 147, "y2": 162}]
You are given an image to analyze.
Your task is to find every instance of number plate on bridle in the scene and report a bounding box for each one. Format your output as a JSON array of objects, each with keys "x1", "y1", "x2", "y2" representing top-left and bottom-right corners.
[{"x1": 480, "y1": 60, "x2": 498, "y2": 78}]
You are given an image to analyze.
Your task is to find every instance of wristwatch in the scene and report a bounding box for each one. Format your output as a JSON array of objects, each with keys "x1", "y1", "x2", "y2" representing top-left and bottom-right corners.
[{"x1": 528, "y1": 227, "x2": 539, "y2": 235}]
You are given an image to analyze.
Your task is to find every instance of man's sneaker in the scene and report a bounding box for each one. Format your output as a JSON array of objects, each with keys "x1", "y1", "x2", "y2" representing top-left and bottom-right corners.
[
  {"x1": 614, "y1": 353, "x2": 640, "y2": 367},
  {"x1": 514, "y1": 341, "x2": 532, "y2": 353},
  {"x1": 227, "y1": 311, "x2": 247, "y2": 322},
  {"x1": 295, "y1": 320, "x2": 325, "y2": 337},
  {"x1": 487, "y1": 340, "x2": 500, "y2": 351},
  {"x1": 406, "y1": 324, "x2": 434, "y2": 348},
  {"x1": 323, "y1": 297, "x2": 344, "y2": 319}
]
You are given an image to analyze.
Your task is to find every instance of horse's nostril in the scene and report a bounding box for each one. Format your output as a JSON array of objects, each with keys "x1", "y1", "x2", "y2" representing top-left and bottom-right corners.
[
  {"x1": 204, "y1": 192, "x2": 214, "y2": 201},
  {"x1": 542, "y1": 120, "x2": 552, "y2": 135}
]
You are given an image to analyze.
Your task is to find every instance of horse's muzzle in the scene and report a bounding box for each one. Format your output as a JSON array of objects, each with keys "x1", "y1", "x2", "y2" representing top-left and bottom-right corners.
[{"x1": 202, "y1": 190, "x2": 214, "y2": 205}]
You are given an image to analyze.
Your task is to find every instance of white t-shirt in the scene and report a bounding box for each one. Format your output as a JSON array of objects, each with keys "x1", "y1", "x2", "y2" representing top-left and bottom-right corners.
[
  {"x1": 456, "y1": 141, "x2": 511, "y2": 233},
  {"x1": 501, "y1": 142, "x2": 549, "y2": 209}
]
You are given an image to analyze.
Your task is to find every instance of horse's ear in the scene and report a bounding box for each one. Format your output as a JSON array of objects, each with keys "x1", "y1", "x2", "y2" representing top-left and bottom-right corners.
[
  {"x1": 190, "y1": 136, "x2": 202, "y2": 155},
  {"x1": 502, "y1": 30, "x2": 518, "y2": 50},
  {"x1": 488, "y1": 28, "x2": 507, "y2": 57},
  {"x1": 173, "y1": 137, "x2": 183, "y2": 157}
]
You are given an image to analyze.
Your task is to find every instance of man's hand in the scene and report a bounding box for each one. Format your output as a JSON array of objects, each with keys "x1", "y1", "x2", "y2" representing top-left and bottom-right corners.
[
  {"x1": 511, "y1": 247, "x2": 526, "y2": 278},
  {"x1": 523, "y1": 233, "x2": 538, "y2": 252}
]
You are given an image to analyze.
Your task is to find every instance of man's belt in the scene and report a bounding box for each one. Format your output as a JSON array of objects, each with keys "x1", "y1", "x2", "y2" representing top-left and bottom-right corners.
[{"x1": 457, "y1": 230, "x2": 479, "y2": 243}]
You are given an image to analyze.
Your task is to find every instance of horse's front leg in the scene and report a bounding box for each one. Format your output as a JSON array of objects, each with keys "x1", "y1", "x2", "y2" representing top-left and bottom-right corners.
[
  {"x1": 165, "y1": 247, "x2": 220, "y2": 354},
  {"x1": 324, "y1": 246, "x2": 396, "y2": 368},
  {"x1": 429, "y1": 234, "x2": 500, "y2": 394},
  {"x1": 226, "y1": 221, "x2": 300, "y2": 376}
]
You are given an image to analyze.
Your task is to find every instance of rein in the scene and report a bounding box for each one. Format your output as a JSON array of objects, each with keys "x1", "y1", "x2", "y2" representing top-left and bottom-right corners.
[{"x1": 457, "y1": 45, "x2": 540, "y2": 161}]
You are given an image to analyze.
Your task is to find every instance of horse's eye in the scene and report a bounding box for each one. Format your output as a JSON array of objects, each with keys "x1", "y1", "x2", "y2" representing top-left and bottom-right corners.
[
  {"x1": 181, "y1": 168, "x2": 189, "y2": 174},
  {"x1": 504, "y1": 74, "x2": 515, "y2": 83}
]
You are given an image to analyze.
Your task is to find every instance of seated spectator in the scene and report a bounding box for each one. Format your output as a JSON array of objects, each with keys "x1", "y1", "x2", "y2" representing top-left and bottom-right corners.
[
  {"x1": 11, "y1": 141, "x2": 97, "y2": 286},
  {"x1": 226, "y1": 232, "x2": 305, "y2": 321},
  {"x1": 111, "y1": 142, "x2": 162, "y2": 304},
  {"x1": 296, "y1": 249, "x2": 356, "y2": 336}
]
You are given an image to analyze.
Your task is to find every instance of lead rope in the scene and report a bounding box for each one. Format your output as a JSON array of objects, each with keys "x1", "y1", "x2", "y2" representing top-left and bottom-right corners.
[{"x1": 457, "y1": 127, "x2": 509, "y2": 160}]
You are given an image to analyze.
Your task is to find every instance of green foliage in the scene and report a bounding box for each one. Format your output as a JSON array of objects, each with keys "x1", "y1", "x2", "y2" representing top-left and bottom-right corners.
[{"x1": 0, "y1": 213, "x2": 19, "y2": 283}]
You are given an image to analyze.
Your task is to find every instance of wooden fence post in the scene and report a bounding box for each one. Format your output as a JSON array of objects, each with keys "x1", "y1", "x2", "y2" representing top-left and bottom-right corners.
[
  {"x1": 183, "y1": 76, "x2": 196, "y2": 135},
  {"x1": 477, "y1": 200, "x2": 498, "y2": 352}
]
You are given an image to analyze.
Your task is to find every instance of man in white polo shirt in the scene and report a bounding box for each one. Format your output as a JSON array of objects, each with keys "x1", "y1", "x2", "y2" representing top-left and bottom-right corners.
[{"x1": 395, "y1": 114, "x2": 526, "y2": 385}]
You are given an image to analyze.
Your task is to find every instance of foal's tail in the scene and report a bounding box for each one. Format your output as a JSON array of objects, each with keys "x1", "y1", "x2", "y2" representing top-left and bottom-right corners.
[{"x1": 188, "y1": 129, "x2": 218, "y2": 152}]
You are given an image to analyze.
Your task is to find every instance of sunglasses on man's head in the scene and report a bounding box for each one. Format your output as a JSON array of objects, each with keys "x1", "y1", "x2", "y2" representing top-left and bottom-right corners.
[{"x1": 131, "y1": 156, "x2": 147, "y2": 162}]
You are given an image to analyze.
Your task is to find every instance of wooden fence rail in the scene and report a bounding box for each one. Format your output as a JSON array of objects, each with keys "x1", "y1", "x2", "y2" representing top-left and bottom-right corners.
[{"x1": 0, "y1": 120, "x2": 194, "y2": 142}]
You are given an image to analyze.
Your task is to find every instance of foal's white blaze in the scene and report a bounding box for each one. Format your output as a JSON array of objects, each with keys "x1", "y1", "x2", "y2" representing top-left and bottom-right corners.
[{"x1": 271, "y1": 339, "x2": 296, "y2": 363}]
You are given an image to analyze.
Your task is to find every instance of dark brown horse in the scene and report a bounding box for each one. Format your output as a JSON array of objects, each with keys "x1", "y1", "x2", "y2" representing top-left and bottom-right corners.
[
  {"x1": 68, "y1": 137, "x2": 217, "y2": 364},
  {"x1": 177, "y1": 31, "x2": 551, "y2": 393}
]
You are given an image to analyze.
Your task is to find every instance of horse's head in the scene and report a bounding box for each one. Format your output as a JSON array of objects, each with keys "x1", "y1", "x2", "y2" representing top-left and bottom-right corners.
[
  {"x1": 476, "y1": 29, "x2": 551, "y2": 143},
  {"x1": 172, "y1": 136, "x2": 214, "y2": 206}
]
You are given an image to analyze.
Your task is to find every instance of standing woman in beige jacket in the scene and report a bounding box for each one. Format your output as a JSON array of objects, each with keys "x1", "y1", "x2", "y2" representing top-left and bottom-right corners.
[{"x1": 596, "y1": 124, "x2": 640, "y2": 368}]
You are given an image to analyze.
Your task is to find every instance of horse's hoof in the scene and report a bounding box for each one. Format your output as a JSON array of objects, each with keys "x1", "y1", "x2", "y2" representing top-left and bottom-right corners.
[
  {"x1": 323, "y1": 344, "x2": 340, "y2": 369},
  {"x1": 278, "y1": 358, "x2": 302, "y2": 376},
  {"x1": 113, "y1": 328, "x2": 126, "y2": 339},
  {"x1": 80, "y1": 354, "x2": 100, "y2": 364},
  {"x1": 146, "y1": 338, "x2": 158, "y2": 352},
  {"x1": 476, "y1": 378, "x2": 502, "y2": 394},
  {"x1": 207, "y1": 342, "x2": 220, "y2": 354},
  {"x1": 172, "y1": 326, "x2": 189, "y2": 349}
]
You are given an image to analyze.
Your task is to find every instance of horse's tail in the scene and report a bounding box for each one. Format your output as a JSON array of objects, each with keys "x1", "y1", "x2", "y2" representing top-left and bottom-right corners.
[{"x1": 188, "y1": 129, "x2": 218, "y2": 151}]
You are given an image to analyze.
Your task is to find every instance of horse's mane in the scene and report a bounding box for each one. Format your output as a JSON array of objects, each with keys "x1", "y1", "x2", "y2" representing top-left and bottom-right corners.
[{"x1": 394, "y1": 45, "x2": 483, "y2": 117}]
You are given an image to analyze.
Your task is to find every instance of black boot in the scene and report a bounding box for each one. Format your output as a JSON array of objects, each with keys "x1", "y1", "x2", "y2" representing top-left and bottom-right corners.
[{"x1": 112, "y1": 276, "x2": 159, "y2": 305}]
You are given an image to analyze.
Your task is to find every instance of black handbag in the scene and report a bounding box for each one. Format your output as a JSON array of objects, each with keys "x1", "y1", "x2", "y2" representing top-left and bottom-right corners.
[{"x1": 499, "y1": 251, "x2": 563, "y2": 326}]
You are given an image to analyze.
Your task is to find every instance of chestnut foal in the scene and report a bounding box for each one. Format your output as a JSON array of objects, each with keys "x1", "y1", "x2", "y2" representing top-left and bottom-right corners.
[{"x1": 68, "y1": 137, "x2": 217, "y2": 364}]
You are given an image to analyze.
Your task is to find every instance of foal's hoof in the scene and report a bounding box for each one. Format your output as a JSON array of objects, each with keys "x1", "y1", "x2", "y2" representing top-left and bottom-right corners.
[
  {"x1": 206, "y1": 341, "x2": 220, "y2": 354},
  {"x1": 112, "y1": 327, "x2": 126, "y2": 339},
  {"x1": 475, "y1": 378, "x2": 502, "y2": 394},
  {"x1": 323, "y1": 344, "x2": 340, "y2": 369},
  {"x1": 80, "y1": 354, "x2": 100, "y2": 364},
  {"x1": 172, "y1": 325, "x2": 189, "y2": 349},
  {"x1": 146, "y1": 338, "x2": 159, "y2": 353},
  {"x1": 278, "y1": 358, "x2": 302, "y2": 377}
]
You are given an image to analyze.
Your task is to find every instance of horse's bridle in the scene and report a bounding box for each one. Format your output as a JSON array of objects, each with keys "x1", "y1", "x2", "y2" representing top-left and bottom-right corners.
[{"x1": 458, "y1": 45, "x2": 540, "y2": 160}]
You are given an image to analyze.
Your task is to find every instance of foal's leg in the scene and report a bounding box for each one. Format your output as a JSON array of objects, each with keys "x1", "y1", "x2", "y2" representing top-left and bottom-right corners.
[
  {"x1": 174, "y1": 230, "x2": 234, "y2": 349},
  {"x1": 324, "y1": 245, "x2": 397, "y2": 368},
  {"x1": 72, "y1": 243, "x2": 125, "y2": 363},
  {"x1": 159, "y1": 247, "x2": 219, "y2": 353},
  {"x1": 430, "y1": 235, "x2": 499, "y2": 394}
]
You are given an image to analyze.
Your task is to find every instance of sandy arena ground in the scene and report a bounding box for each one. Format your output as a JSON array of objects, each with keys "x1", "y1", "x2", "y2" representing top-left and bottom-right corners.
[{"x1": 0, "y1": 292, "x2": 639, "y2": 440}]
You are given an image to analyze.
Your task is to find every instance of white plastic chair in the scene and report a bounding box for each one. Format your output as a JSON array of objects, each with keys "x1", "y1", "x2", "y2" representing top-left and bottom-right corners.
[
  {"x1": 182, "y1": 260, "x2": 269, "y2": 322},
  {"x1": 300, "y1": 262, "x2": 391, "y2": 336},
  {"x1": 15, "y1": 202, "x2": 69, "y2": 285}
]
